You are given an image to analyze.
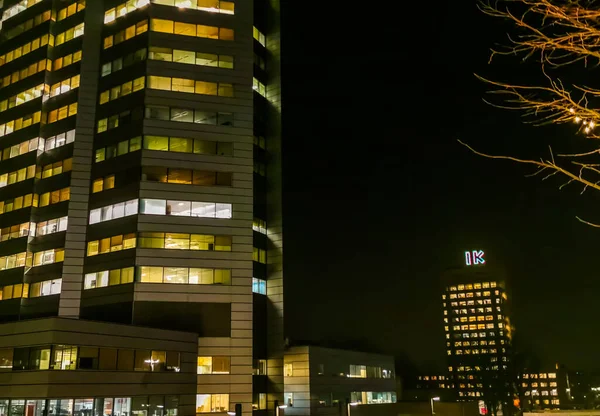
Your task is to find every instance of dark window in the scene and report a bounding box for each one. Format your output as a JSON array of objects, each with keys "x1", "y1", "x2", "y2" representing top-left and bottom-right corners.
[
  {"x1": 217, "y1": 142, "x2": 233, "y2": 156},
  {"x1": 98, "y1": 348, "x2": 117, "y2": 370},
  {"x1": 117, "y1": 349, "x2": 134, "y2": 371},
  {"x1": 78, "y1": 347, "x2": 99, "y2": 369},
  {"x1": 193, "y1": 171, "x2": 216, "y2": 186},
  {"x1": 216, "y1": 172, "x2": 232, "y2": 186},
  {"x1": 194, "y1": 111, "x2": 216, "y2": 125},
  {"x1": 166, "y1": 351, "x2": 180, "y2": 371},
  {"x1": 12, "y1": 348, "x2": 30, "y2": 370},
  {"x1": 134, "y1": 350, "x2": 151, "y2": 371},
  {"x1": 218, "y1": 112, "x2": 233, "y2": 126}
]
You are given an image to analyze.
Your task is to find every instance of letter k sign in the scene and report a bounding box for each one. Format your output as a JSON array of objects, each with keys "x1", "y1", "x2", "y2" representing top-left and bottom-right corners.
[{"x1": 472, "y1": 250, "x2": 485, "y2": 265}]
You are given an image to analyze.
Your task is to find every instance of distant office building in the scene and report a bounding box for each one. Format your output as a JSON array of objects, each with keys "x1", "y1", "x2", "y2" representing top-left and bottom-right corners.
[
  {"x1": 282, "y1": 346, "x2": 396, "y2": 415},
  {"x1": 441, "y1": 252, "x2": 513, "y2": 400},
  {"x1": 519, "y1": 370, "x2": 564, "y2": 410},
  {"x1": 402, "y1": 374, "x2": 454, "y2": 401}
]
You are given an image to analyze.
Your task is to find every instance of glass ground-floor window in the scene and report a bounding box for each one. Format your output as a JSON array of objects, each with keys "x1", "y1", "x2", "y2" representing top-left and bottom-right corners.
[{"x1": 0, "y1": 397, "x2": 178, "y2": 416}]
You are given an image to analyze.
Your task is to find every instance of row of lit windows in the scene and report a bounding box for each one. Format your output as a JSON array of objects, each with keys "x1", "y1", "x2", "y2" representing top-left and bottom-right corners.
[
  {"x1": 31, "y1": 278, "x2": 62, "y2": 298},
  {"x1": 0, "y1": 34, "x2": 52, "y2": 67},
  {"x1": 522, "y1": 382, "x2": 558, "y2": 388},
  {"x1": 2, "y1": 345, "x2": 179, "y2": 372},
  {"x1": 0, "y1": 138, "x2": 42, "y2": 161},
  {"x1": 253, "y1": 26, "x2": 266, "y2": 46},
  {"x1": 45, "y1": 129, "x2": 76, "y2": 152},
  {"x1": 0, "y1": 247, "x2": 64, "y2": 271},
  {"x1": 0, "y1": 190, "x2": 69, "y2": 216},
  {"x1": 253, "y1": 78, "x2": 266, "y2": 97},
  {"x1": 522, "y1": 398, "x2": 560, "y2": 405},
  {"x1": 0, "y1": 84, "x2": 46, "y2": 113},
  {"x1": 253, "y1": 218, "x2": 267, "y2": 234},
  {"x1": 53, "y1": 50, "x2": 82, "y2": 71},
  {"x1": 1, "y1": 59, "x2": 50, "y2": 90},
  {"x1": 138, "y1": 232, "x2": 232, "y2": 251},
  {"x1": 101, "y1": 48, "x2": 146, "y2": 77},
  {"x1": 449, "y1": 306, "x2": 494, "y2": 313},
  {"x1": 84, "y1": 266, "x2": 231, "y2": 289},
  {"x1": 253, "y1": 248, "x2": 266, "y2": 264},
  {"x1": 453, "y1": 340, "x2": 496, "y2": 347},
  {"x1": 39, "y1": 187, "x2": 71, "y2": 207},
  {"x1": 450, "y1": 301, "x2": 502, "y2": 308},
  {"x1": 446, "y1": 299, "x2": 495, "y2": 307},
  {"x1": 0, "y1": 222, "x2": 33, "y2": 241},
  {"x1": 150, "y1": 19, "x2": 234, "y2": 40},
  {"x1": 4, "y1": 10, "x2": 51, "y2": 40},
  {"x1": 449, "y1": 282, "x2": 497, "y2": 291},
  {"x1": 148, "y1": 47, "x2": 233, "y2": 69},
  {"x1": 49, "y1": 75, "x2": 80, "y2": 98},
  {"x1": 0, "y1": 279, "x2": 62, "y2": 300},
  {"x1": 86, "y1": 234, "x2": 136, "y2": 256},
  {"x1": 455, "y1": 333, "x2": 505, "y2": 341},
  {"x1": 84, "y1": 267, "x2": 133, "y2": 289},
  {"x1": 2, "y1": 0, "x2": 44, "y2": 21},
  {"x1": 40, "y1": 158, "x2": 73, "y2": 179},
  {"x1": 0, "y1": 132, "x2": 75, "y2": 168},
  {"x1": 86, "y1": 233, "x2": 232, "y2": 256},
  {"x1": 145, "y1": 105, "x2": 233, "y2": 126},
  {"x1": 136, "y1": 199, "x2": 232, "y2": 218},
  {"x1": 0, "y1": 165, "x2": 36, "y2": 190},
  {"x1": 89, "y1": 198, "x2": 232, "y2": 224},
  {"x1": 104, "y1": 1, "x2": 237, "y2": 26},
  {"x1": 55, "y1": 23, "x2": 84, "y2": 46},
  {"x1": 0, "y1": 283, "x2": 29, "y2": 300},
  {"x1": 104, "y1": 0, "x2": 149, "y2": 23},
  {"x1": 448, "y1": 323, "x2": 503, "y2": 331},
  {"x1": 91, "y1": 176, "x2": 115, "y2": 193},
  {"x1": 152, "y1": 0, "x2": 234, "y2": 14},
  {"x1": 452, "y1": 315, "x2": 499, "y2": 322},
  {"x1": 147, "y1": 75, "x2": 234, "y2": 97},
  {"x1": 451, "y1": 349, "x2": 499, "y2": 355},
  {"x1": 0, "y1": 111, "x2": 41, "y2": 138},
  {"x1": 103, "y1": 20, "x2": 148, "y2": 49},
  {"x1": 448, "y1": 293, "x2": 501, "y2": 300},
  {"x1": 0, "y1": 194, "x2": 37, "y2": 215},
  {"x1": 47, "y1": 103, "x2": 78, "y2": 124},
  {"x1": 523, "y1": 389, "x2": 559, "y2": 396},
  {"x1": 143, "y1": 135, "x2": 232, "y2": 156},
  {"x1": 57, "y1": 1, "x2": 85, "y2": 21},
  {"x1": 143, "y1": 167, "x2": 233, "y2": 186},
  {"x1": 523, "y1": 373, "x2": 557, "y2": 379},
  {"x1": 99, "y1": 77, "x2": 145, "y2": 104}
]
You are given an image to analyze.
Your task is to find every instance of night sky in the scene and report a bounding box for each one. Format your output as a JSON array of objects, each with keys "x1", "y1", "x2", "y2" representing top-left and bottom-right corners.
[{"x1": 280, "y1": 2, "x2": 600, "y2": 374}]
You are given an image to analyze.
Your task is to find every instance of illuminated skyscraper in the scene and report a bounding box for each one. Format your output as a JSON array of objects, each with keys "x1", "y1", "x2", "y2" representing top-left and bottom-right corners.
[
  {"x1": 441, "y1": 253, "x2": 513, "y2": 401},
  {"x1": 0, "y1": 0, "x2": 283, "y2": 415}
]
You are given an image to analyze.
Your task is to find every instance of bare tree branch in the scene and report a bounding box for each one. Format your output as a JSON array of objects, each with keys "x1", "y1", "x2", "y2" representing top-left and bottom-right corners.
[{"x1": 467, "y1": 0, "x2": 600, "y2": 225}]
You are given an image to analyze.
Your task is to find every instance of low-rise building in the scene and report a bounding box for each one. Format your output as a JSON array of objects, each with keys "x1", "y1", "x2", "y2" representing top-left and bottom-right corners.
[{"x1": 283, "y1": 346, "x2": 396, "y2": 415}]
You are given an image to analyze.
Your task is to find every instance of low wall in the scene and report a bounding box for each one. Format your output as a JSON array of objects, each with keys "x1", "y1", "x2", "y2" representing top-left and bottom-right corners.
[{"x1": 350, "y1": 402, "x2": 479, "y2": 416}]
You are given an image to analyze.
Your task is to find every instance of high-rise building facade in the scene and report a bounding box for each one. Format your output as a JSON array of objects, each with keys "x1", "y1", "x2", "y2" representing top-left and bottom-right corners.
[
  {"x1": 441, "y1": 260, "x2": 513, "y2": 401},
  {"x1": 0, "y1": 0, "x2": 282, "y2": 415}
]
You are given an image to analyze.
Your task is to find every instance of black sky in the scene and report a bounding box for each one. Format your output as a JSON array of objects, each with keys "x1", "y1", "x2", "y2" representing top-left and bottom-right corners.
[{"x1": 280, "y1": 1, "x2": 600, "y2": 374}]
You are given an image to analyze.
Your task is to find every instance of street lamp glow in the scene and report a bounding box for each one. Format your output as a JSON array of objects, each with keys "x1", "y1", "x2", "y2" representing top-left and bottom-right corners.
[{"x1": 432, "y1": 397, "x2": 440, "y2": 401}]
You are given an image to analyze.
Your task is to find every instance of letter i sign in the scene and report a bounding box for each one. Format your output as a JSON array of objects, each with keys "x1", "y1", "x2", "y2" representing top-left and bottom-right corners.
[{"x1": 465, "y1": 250, "x2": 485, "y2": 266}]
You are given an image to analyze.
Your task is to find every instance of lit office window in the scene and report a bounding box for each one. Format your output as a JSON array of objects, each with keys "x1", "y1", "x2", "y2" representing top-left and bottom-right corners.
[{"x1": 252, "y1": 278, "x2": 266, "y2": 295}]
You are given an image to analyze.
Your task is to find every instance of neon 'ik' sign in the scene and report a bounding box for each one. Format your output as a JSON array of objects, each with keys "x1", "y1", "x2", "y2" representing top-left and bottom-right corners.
[{"x1": 465, "y1": 250, "x2": 485, "y2": 266}]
